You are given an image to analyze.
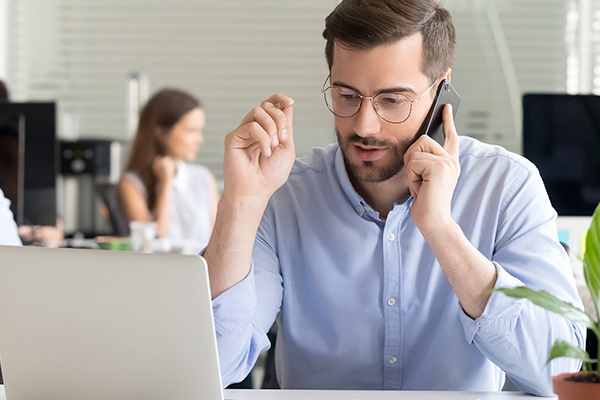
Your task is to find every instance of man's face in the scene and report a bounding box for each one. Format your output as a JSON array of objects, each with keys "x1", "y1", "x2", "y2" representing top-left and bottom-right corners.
[{"x1": 331, "y1": 33, "x2": 437, "y2": 183}]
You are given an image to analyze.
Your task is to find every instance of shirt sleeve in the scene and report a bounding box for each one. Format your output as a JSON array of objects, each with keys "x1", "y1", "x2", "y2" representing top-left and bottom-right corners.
[
  {"x1": 457, "y1": 164, "x2": 586, "y2": 396},
  {"x1": 0, "y1": 188, "x2": 22, "y2": 246},
  {"x1": 211, "y1": 205, "x2": 283, "y2": 387}
]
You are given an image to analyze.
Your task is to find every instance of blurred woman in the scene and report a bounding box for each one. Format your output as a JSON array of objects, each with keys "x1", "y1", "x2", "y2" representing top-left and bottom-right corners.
[{"x1": 119, "y1": 88, "x2": 219, "y2": 253}]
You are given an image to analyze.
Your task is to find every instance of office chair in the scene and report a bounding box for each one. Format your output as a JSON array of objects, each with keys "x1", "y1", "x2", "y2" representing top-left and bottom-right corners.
[{"x1": 95, "y1": 183, "x2": 130, "y2": 237}]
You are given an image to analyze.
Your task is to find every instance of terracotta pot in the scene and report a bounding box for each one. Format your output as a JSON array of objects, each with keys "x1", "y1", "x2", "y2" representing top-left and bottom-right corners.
[{"x1": 553, "y1": 372, "x2": 600, "y2": 400}]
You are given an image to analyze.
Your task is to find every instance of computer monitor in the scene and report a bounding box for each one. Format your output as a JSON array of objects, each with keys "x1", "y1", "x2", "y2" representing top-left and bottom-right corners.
[
  {"x1": 522, "y1": 94, "x2": 600, "y2": 216},
  {"x1": 0, "y1": 102, "x2": 57, "y2": 226}
]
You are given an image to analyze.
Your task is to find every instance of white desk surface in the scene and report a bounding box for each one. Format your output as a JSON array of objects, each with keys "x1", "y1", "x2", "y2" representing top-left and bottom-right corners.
[
  {"x1": 223, "y1": 389, "x2": 554, "y2": 400},
  {"x1": 0, "y1": 386, "x2": 553, "y2": 399}
]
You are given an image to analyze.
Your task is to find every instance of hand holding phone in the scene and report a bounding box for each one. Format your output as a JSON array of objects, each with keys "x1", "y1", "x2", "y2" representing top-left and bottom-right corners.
[{"x1": 419, "y1": 79, "x2": 460, "y2": 146}]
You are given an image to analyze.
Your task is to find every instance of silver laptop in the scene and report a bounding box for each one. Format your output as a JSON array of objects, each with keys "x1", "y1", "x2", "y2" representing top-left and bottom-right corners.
[{"x1": 0, "y1": 245, "x2": 224, "y2": 400}]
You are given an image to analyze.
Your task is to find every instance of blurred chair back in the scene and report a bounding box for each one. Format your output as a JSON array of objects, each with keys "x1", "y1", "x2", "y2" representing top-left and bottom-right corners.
[{"x1": 96, "y1": 183, "x2": 129, "y2": 237}]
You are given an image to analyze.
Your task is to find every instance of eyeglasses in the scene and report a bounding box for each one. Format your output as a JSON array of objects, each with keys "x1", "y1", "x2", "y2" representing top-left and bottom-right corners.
[{"x1": 321, "y1": 76, "x2": 437, "y2": 124}]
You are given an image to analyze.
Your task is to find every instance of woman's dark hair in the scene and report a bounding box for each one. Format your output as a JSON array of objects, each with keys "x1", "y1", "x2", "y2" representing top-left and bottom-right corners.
[
  {"x1": 323, "y1": 0, "x2": 456, "y2": 81},
  {"x1": 125, "y1": 88, "x2": 202, "y2": 209}
]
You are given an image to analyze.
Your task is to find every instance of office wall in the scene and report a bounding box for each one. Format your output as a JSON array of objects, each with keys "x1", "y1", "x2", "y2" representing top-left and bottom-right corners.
[
  {"x1": 4, "y1": 0, "x2": 593, "y2": 180},
  {"x1": 6, "y1": 0, "x2": 337, "y2": 182}
]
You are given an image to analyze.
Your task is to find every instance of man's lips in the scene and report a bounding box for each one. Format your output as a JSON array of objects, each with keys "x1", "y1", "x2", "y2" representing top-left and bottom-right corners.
[{"x1": 352, "y1": 143, "x2": 388, "y2": 162}]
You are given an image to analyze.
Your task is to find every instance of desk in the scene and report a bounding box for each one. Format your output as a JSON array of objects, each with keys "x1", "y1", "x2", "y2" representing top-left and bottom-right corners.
[
  {"x1": 0, "y1": 387, "x2": 552, "y2": 399},
  {"x1": 223, "y1": 389, "x2": 552, "y2": 400}
]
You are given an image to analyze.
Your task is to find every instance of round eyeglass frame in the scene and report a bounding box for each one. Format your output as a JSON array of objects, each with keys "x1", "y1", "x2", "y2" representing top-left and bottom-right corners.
[{"x1": 321, "y1": 75, "x2": 438, "y2": 124}]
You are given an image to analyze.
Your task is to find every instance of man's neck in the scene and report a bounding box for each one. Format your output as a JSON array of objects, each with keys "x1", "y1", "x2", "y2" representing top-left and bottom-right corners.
[{"x1": 348, "y1": 171, "x2": 411, "y2": 219}]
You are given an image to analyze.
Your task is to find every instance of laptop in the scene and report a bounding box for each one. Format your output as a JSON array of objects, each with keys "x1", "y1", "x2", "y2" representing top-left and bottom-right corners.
[{"x1": 0, "y1": 245, "x2": 224, "y2": 400}]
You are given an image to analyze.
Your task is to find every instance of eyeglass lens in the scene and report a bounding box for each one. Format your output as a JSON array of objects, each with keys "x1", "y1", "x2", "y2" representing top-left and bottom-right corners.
[{"x1": 323, "y1": 86, "x2": 413, "y2": 123}]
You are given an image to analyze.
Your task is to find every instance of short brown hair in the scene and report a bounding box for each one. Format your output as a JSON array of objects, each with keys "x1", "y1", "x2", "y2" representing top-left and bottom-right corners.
[{"x1": 323, "y1": 0, "x2": 456, "y2": 82}]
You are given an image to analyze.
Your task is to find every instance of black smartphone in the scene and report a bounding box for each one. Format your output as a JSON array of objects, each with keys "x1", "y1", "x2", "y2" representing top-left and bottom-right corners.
[{"x1": 419, "y1": 79, "x2": 460, "y2": 146}]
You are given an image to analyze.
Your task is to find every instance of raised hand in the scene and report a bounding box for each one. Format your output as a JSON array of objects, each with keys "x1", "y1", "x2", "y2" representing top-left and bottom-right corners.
[
  {"x1": 153, "y1": 156, "x2": 178, "y2": 185},
  {"x1": 222, "y1": 93, "x2": 295, "y2": 203},
  {"x1": 206, "y1": 93, "x2": 296, "y2": 298}
]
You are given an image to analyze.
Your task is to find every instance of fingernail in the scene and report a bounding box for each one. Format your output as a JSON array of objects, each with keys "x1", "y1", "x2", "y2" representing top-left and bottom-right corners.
[
  {"x1": 285, "y1": 97, "x2": 294, "y2": 105},
  {"x1": 281, "y1": 129, "x2": 288, "y2": 140},
  {"x1": 272, "y1": 134, "x2": 279, "y2": 146},
  {"x1": 266, "y1": 147, "x2": 272, "y2": 157}
]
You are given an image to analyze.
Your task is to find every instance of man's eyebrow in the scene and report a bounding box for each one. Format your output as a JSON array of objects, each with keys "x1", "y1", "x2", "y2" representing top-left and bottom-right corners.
[{"x1": 331, "y1": 80, "x2": 417, "y2": 96}]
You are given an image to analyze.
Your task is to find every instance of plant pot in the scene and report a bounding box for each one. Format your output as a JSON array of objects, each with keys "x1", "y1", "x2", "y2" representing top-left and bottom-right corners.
[{"x1": 553, "y1": 372, "x2": 600, "y2": 400}]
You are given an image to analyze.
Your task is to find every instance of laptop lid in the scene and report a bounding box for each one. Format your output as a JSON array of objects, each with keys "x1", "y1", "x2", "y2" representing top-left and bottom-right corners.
[{"x1": 0, "y1": 245, "x2": 224, "y2": 400}]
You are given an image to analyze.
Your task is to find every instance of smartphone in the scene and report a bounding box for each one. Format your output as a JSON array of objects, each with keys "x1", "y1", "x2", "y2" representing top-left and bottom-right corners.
[{"x1": 419, "y1": 79, "x2": 460, "y2": 146}]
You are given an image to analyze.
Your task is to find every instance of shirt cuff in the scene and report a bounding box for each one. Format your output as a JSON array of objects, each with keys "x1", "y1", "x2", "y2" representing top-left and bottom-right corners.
[
  {"x1": 212, "y1": 263, "x2": 257, "y2": 337},
  {"x1": 459, "y1": 262, "x2": 526, "y2": 344}
]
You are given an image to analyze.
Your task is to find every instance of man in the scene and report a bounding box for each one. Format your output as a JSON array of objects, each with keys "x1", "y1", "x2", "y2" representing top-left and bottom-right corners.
[{"x1": 205, "y1": 0, "x2": 584, "y2": 395}]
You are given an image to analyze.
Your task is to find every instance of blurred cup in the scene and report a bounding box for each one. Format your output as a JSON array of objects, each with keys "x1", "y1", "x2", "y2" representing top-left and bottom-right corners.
[
  {"x1": 96, "y1": 236, "x2": 132, "y2": 251},
  {"x1": 129, "y1": 221, "x2": 156, "y2": 252}
]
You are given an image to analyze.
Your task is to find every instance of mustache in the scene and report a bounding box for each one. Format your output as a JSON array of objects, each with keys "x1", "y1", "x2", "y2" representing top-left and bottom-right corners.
[{"x1": 346, "y1": 133, "x2": 394, "y2": 148}]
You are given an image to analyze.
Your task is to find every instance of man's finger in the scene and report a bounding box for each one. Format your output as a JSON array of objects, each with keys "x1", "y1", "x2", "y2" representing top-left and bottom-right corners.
[
  {"x1": 267, "y1": 94, "x2": 294, "y2": 143},
  {"x1": 442, "y1": 104, "x2": 459, "y2": 157},
  {"x1": 228, "y1": 121, "x2": 273, "y2": 157}
]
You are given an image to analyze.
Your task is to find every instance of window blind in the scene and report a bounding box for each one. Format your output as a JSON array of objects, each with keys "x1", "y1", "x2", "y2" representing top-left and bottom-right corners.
[
  {"x1": 7, "y1": 0, "x2": 338, "y2": 183},
  {"x1": 7, "y1": 0, "x2": 583, "y2": 170}
]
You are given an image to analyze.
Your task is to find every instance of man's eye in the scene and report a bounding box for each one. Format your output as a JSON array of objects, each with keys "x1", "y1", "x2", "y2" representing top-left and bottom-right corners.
[
  {"x1": 335, "y1": 88, "x2": 359, "y2": 101},
  {"x1": 379, "y1": 94, "x2": 407, "y2": 106}
]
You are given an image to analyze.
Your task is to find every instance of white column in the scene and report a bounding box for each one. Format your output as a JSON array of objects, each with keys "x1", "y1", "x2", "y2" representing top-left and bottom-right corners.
[{"x1": 0, "y1": 0, "x2": 8, "y2": 81}]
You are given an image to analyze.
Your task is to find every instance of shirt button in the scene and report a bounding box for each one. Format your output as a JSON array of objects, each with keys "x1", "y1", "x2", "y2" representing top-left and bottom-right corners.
[
  {"x1": 356, "y1": 205, "x2": 364, "y2": 215},
  {"x1": 389, "y1": 356, "x2": 397, "y2": 364},
  {"x1": 386, "y1": 233, "x2": 395, "y2": 242},
  {"x1": 387, "y1": 298, "x2": 395, "y2": 306}
]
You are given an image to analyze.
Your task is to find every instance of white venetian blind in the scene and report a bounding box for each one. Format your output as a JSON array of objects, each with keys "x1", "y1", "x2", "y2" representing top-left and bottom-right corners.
[
  {"x1": 7, "y1": 0, "x2": 338, "y2": 182},
  {"x1": 7, "y1": 0, "x2": 581, "y2": 163},
  {"x1": 445, "y1": 0, "x2": 569, "y2": 154}
]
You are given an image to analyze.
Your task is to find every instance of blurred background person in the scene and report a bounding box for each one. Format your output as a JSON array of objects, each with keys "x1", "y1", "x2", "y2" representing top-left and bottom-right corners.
[
  {"x1": 0, "y1": 187, "x2": 21, "y2": 246},
  {"x1": 119, "y1": 88, "x2": 219, "y2": 254}
]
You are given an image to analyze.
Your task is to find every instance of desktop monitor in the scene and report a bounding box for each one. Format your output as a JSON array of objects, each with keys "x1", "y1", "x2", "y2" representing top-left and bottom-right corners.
[
  {"x1": 0, "y1": 102, "x2": 57, "y2": 226},
  {"x1": 522, "y1": 94, "x2": 600, "y2": 216}
]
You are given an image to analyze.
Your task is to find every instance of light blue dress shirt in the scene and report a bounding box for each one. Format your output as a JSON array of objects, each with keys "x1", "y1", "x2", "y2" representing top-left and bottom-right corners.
[{"x1": 212, "y1": 136, "x2": 585, "y2": 395}]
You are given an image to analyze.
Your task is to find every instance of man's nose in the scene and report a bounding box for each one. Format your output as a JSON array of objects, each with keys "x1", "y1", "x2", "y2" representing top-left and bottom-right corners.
[{"x1": 353, "y1": 97, "x2": 382, "y2": 137}]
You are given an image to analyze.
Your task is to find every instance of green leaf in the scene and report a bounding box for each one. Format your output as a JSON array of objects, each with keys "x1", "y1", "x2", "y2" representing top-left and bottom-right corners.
[
  {"x1": 584, "y1": 202, "x2": 600, "y2": 318},
  {"x1": 494, "y1": 287, "x2": 596, "y2": 330},
  {"x1": 546, "y1": 339, "x2": 597, "y2": 364}
]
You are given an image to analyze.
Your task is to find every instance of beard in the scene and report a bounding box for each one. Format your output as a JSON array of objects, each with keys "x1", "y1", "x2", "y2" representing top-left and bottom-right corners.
[{"x1": 336, "y1": 127, "x2": 421, "y2": 183}]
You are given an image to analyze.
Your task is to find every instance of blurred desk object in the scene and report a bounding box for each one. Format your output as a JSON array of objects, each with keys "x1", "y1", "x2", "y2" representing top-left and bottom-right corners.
[
  {"x1": 59, "y1": 139, "x2": 125, "y2": 237},
  {"x1": 0, "y1": 102, "x2": 56, "y2": 227},
  {"x1": 223, "y1": 389, "x2": 547, "y2": 399}
]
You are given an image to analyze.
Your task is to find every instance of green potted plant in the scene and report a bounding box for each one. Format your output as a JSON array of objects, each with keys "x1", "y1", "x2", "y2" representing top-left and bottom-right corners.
[{"x1": 495, "y1": 203, "x2": 600, "y2": 400}]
